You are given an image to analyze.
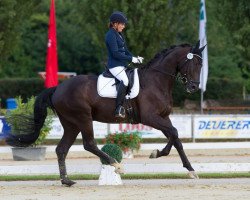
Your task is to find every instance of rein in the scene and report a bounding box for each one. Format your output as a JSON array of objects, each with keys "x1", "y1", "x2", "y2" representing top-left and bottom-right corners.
[{"x1": 152, "y1": 67, "x2": 176, "y2": 78}]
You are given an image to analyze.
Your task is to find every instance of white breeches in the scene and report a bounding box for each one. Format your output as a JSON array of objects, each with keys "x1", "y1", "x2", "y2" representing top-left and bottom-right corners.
[{"x1": 109, "y1": 66, "x2": 129, "y2": 86}]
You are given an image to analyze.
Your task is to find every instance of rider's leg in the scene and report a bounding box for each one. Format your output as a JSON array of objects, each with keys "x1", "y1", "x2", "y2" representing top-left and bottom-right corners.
[
  {"x1": 109, "y1": 66, "x2": 128, "y2": 118},
  {"x1": 115, "y1": 81, "x2": 127, "y2": 118}
]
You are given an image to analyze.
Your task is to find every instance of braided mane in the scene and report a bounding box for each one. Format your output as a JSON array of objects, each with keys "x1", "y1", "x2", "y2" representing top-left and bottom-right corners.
[{"x1": 142, "y1": 43, "x2": 191, "y2": 68}]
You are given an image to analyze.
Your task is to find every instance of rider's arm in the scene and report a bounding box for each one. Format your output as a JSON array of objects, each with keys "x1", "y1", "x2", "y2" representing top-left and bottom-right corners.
[{"x1": 106, "y1": 31, "x2": 132, "y2": 62}]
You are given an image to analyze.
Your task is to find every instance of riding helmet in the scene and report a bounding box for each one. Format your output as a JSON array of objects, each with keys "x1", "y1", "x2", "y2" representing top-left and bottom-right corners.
[{"x1": 109, "y1": 11, "x2": 128, "y2": 24}]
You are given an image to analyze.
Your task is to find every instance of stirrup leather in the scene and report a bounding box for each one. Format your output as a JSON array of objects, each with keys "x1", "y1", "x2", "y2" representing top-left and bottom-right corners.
[{"x1": 115, "y1": 106, "x2": 126, "y2": 118}]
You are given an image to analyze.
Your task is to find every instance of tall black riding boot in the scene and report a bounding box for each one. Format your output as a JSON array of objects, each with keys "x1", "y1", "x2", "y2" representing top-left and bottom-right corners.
[{"x1": 115, "y1": 81, "x2": 128, "y2": 118}]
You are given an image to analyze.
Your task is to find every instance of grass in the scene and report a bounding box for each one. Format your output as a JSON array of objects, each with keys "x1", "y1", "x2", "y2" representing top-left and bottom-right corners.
[{"x1": 0, "y1": 172, "x2": 249, "y2": 181}]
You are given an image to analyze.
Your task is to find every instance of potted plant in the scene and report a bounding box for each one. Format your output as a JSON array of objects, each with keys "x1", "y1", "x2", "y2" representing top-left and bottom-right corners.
[
  {"x1": 5, "y1": 96, "x2": 53, "y2": 161},
  {"x1": 99, "y1": 144, "x2": 123, "y2": 185},
  {"x1": 104, "y1": 131, "x2": 142, "y2": 158}
]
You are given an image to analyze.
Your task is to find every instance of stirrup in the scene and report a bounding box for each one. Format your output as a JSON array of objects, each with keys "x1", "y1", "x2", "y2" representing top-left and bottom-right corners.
[{"x1": 115, "y1": 106, "x2": 126, "y2": 118}]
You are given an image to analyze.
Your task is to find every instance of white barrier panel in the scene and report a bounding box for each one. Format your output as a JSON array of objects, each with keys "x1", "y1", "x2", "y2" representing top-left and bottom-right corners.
[
  {"x1": 47, "y1": 117, "x2": 64, "y2": 138},
  {"x1": 4, "y1": 114, "x2": 250, "y2": 139},
  {"x1": 171, "y1": 115, "x2": 192, "y2": 138},
  {"x1": 0, "y1": 117, "x2": 3, "y2": 133},
  {"x1": 109, "y1": 115, "x2": 192, "y2": 138},
  {"x1": 47, "y1": 115, "x2": 192, "y2": 139},
  {"x1": 194, "y1": 115, "x2": 250, "y2": 138},
  {"x1": 47, "y1": 118, "x2": 107, "y2": 139},
  {"x1": 109, "y1": 123, "x2": 162, "y2": 138},
  {"x1": 0, "y1": 116, "x2": 10, "y2": 139},
  {"x1": 92, "y1": 121, "x2": 108, "y2": 138}
]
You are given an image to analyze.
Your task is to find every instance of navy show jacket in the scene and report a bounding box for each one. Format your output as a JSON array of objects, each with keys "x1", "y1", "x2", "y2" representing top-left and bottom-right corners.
[{"x1": 105, "y1": 28, "x2": 133, "y2": 69}]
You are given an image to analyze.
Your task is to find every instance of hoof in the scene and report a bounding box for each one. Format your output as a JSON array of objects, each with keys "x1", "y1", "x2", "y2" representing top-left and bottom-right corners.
[
  {"x1": 111, "y1": 162, "x2": 124, "y2": 174},
  {"x1": 188, "y1": 171, "x2": 199, "y2": 179},
  {"x1": 61, "y1": 178, "x2": 76, "y2": 187},
  {"x1": 149, "y1": 149, "x2": 159, "y2": 159}
]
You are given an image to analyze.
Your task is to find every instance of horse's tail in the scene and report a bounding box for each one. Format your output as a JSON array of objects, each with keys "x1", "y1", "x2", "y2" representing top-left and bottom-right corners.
[{"x1": 6, "y1": 87, "x2": 57, "y2": 147}]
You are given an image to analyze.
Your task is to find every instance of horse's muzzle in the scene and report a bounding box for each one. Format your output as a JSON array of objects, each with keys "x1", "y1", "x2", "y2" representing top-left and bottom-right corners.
[{"x1": 186, "y1": 81, "x2": 199, "y2": 93}]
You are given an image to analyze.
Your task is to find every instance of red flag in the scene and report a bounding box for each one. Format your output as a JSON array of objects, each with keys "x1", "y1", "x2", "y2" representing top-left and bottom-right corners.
[{"x1": 45, "y1": 0, "x2": 58, "y2": 88}]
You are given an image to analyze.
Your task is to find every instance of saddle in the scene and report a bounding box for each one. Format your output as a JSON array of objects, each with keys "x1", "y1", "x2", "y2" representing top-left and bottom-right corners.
[
  {"x1": 102, "y1": 68, "x2": 135, "y2": 94},
  {"x1": 97, "y1": 68, "x2": 140, "y2": 99}
]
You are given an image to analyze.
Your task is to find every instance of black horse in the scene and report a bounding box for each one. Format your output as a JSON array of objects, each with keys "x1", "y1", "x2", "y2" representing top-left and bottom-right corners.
[{"x1": 6, "y1": 41, "x2": 205, "y2": 186}]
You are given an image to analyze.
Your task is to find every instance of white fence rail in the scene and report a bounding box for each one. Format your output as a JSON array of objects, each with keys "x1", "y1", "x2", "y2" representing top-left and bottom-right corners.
[{"x1": 1, "y1": 115, "x2": 250, "y2": 139}]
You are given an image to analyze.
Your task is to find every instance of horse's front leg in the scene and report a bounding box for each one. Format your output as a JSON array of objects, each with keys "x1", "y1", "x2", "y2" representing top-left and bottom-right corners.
[
  {"x1": 147, "y1": 116, "x2": 176, "y2": 158},
  {"x1": 146, "y1": 115, "x2": 199, "y2": 179},
  {"x1": 149, "y1": 129, "x2": 174, "y2": 158},
  {"x1": 159, "y1": 135, "x2": 199, "y2": 179},
  {"x1": 173, "y1": 138, "x2": 198, "y2": 178},
  {"x1": 82, "y1": 138, "x2": 124, "y2": 174}
]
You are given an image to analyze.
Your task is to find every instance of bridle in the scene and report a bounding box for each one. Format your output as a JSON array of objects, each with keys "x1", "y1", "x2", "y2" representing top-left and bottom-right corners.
[
  {"x1": 152, "y1": 50, "x2": 203, "y2": 86},
  {"x1": 177, "y1": 52, "x2": 203, "y2": 85}
]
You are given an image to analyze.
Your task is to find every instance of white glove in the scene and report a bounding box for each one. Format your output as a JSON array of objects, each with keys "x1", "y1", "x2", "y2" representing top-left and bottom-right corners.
[
  {"x1": 137, "y1": 56, "x2": 144, "y2": 63},
  {"x1": 132, "y1": 56, "x2": 144, "y2": 64}
]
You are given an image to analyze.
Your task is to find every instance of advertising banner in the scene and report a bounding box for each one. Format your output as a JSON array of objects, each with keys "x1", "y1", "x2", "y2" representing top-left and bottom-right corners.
[
  {"x1": 0, "y1": 117, "x2": 3, "y2": 133},
  {"x1": 0, "y1": 116, "x2": 11, "y2": 140},
  {"x1": 194, "y1": 115, "x2": 250, "y2": 138},
  {"x1": 47, "y1": 117, "x2": 64, "y2": 138},
  {"x1": 3, "y1": 114, "x2": 249, "y2": 140},
  {"x1": 109, "y1": 115, "x2": 192, "y2": 138},
  {"x1": 0, "y1": 117, "x2": 3, "y2": 137},
  {"x1": 47, "y1": 118, "x2": 108, "y2": 139},
  {"x1": 47, "y1": 115, "x2": 192, "y2": 139}
]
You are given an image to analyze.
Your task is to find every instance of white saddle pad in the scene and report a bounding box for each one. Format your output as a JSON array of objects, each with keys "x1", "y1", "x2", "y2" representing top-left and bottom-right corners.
[{"x1": 97, "y1": 68, "x2": 139, "y2": 99}]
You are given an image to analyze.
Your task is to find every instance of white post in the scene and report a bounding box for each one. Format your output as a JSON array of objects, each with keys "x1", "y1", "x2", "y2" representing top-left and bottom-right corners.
[
  {"x1": 98, "y1": 165, "x2": 123, "y2": 185},
  {"x1": 191, "y1": 114, "x2": 195, "y2": 143},
  {"x1": 200, "y1": 89, "x2": 204, "y2": 114},
  {"x1": 243, "y1": 85, "x2": 246, "y2": 100}
]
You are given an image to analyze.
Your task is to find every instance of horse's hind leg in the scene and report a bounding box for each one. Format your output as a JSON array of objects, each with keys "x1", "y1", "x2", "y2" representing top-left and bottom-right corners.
[{"x1": 55, "y1": 116, "x2": 79, "y2": 186}]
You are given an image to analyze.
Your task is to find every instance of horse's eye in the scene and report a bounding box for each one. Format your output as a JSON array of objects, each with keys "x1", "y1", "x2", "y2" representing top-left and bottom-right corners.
[{"x1": 182, "y1": 76, "x2": 188, "y2": 84}]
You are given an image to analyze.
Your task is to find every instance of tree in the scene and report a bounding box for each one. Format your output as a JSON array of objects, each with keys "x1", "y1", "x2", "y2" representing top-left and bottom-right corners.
[
  {"x1": 204, "y1": 0, "x2": 243, "y2": 80},
  {"x1": 78, "y1": 0, "x2": 199, "y2": 62},
  {"x1": 1, "y1": 0, "x2": 248, "y2": 97},
  {"x1": 1, "y1": 0, "x2": 101, "y2": 77},
  {"x1": 55, "y1": 0, "x2": 101, "y2": 75},
  {"x1": 215, "y1": 0, "x2": 250, "y2": 91},
  {"x1": 0, "y1": 0, "x2": 42, "y2": 76}
]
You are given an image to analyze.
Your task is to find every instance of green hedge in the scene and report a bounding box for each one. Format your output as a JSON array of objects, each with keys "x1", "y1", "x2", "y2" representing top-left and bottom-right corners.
[
  {"x1": 0, "y1": 78, "x2": 44, "y2": 108},
  {"x1": 0, "y1": 77, "x2": 245, "y2": 108},
  {"x1": 173, "y1": 77, "x2": 244, "y2": 106}
]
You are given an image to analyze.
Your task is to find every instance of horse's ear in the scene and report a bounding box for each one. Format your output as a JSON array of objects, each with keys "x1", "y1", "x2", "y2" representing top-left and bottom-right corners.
[
  {"x1": 191, "y1": 40, "x2": 200, "y2": 53},
  {"x1": 198, "y1": 44, "x2": 207, "y2": 54},
  {"x1": 195, "y1": 40, "x2": 200, "y2": 50}
]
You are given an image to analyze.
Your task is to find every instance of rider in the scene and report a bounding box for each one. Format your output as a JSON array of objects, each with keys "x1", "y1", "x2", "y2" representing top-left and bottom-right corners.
[{"x1": 105, "y1": 11, "x2": 143, "y2": 119}]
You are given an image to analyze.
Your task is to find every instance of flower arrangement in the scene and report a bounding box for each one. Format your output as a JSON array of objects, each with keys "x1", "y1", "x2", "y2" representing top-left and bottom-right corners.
[
  {"x1": 6, "y1": 96, "x2": 53, "y2": 147},
  {"x1": 104, "y1": 131, "x2": 142, "y2": 152}
]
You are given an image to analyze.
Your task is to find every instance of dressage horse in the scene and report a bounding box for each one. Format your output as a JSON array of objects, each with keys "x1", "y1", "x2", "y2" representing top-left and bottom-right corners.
[{"x1": 6, "y1": 41, "x2": 206, "y2": 186}]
